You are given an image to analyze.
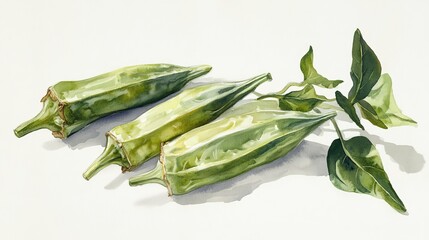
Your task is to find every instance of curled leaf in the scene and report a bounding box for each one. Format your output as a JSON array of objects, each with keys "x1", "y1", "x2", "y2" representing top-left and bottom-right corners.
[
  {"x1": 327, "y1": 136, "x2": 407, "y2": 213},
  {"x1": 348, "y1": 29, "x2": 382, "y2": 104},
  {"x1": 335, "y1": 91, "x2": 364, "y2": 130},
  {"x1": 358, "y1": 74, "x2": 417, "y2": 128},
  {"x1": 301, "y1": 46, "x2": 343, "y2": 88}
]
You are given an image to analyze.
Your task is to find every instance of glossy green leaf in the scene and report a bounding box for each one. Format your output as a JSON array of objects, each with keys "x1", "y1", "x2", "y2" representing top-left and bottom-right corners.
[
  {"x1": 327, "y1": 136, "x2": 407, "y2": 213},
  {"x1": 358, "y1": 74, "x2": 417, "y2": 128},
  {"x1": 262, "y1": 85, "x2": 328, "y2": 112},
  {"x1": 335, "y1": 91, "x2": 364, "y2": 130},
  {"x1": 358, "y1": 100, "x2": 387, "y2": 129},
  {"x1": 300, "y1": 46, "x2": 343, "y2": 88},
  {"x1": 348, "y1": 29, "x2": 382, "y2": 104}
]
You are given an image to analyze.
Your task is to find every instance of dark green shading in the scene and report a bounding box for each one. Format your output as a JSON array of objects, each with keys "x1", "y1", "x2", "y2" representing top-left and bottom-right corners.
[
  {"x1": 348, "y1": 29, "x2": 382, "y2": 104},
  {"x1": 335, "y1": 91, "x2": 364, "y2": 130},
  {"x1": 260, "y1": 84, "x2": 327, "y2": 112},
  {"x1": 327, "y1": 136, "x2": 407, "y2": 213}
]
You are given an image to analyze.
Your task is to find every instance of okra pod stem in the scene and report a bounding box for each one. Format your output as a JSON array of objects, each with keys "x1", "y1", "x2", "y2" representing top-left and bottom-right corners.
[
  {"x1": 84, "y1": 73, "x2": 272, "y2": 180},
  {"x1": 128, "y1": 163, "x2": 166, "y2": 187},
  {"x1": 14, "y1": 96, "x2": 61, "y2": 137},
  {"x1": 15, "y1": 64, "x2": 212, "y2": 139},
  {"x1": 82, "y1": 136, "x2": 124, "y2": 180}
]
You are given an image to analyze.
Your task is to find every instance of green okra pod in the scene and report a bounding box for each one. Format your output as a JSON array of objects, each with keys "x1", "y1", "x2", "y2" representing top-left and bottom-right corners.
[
  {"x1": 14, "y1": 64, "x2": 211, "y2": 139},
  {"x1": 129, "y1": 108, "x2": 335, "y2": 195},
  {"x1": 83, "y1": 73, "x2": 272, "y2": 180}
]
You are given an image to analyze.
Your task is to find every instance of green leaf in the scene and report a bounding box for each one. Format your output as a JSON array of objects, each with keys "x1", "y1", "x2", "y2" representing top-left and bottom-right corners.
[
  {"x1": 358, "y1": 74, "x2": 417, "y2": 128},
  {"x1": 335, "y1": 91, "x2": 364, "y2": 130},
  {"x1": 263, "y1": 84, "x2": 328, "y2": 112},
  {"x1": 300, "y1": 46, "x2": 343, "y2": 88},
  {"x1": 327, "y1": 136, "x2": 407, "y2": 213},
  {"x1": 358, "y1": 100, "x2": 387, "y2": 129},
  {"x1": 348, "y1": 29, "x2": 382, "y2": 104}
]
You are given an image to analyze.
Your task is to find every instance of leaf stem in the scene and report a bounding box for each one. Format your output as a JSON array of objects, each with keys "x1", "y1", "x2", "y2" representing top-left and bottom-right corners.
[
  {"x1": 314, "y1": 107, "x2": 344, "y2": 141},
  {"x1": 275, "y1": 81, "x2": 304, "y2": 95},
  {"x1": 330, "y1": 117, "x2": 344, "y2": 142},
  {"x1": 253, "y1": 81, "x2": 304, "y2": 97},
  {"x1": 129, "y1": 163, "x2": 166, "y2": 187},
  {"x1": 83, "y1": 137, "x2": 126, "y2": 180}
]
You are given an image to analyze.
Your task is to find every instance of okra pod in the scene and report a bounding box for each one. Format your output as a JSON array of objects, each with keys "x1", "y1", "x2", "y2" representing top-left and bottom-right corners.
[
  {"x1": 14, "y1": 64, "x2": 211, "y2": 139},
  {"x1": 129, "y1": 109, "x2": 335, "y2": 195},
  {"x1": 219, "y1": 99, "x2": 280, "y2": 118},
  {"x1": 83, "y1": 73, "x2": 272, "y2": 180}
]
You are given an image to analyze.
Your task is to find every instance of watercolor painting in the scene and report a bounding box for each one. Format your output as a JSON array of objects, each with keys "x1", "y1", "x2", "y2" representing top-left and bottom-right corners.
[
  {"x1": 3, "y1": 1, "x2": 428, "y2": 240},
  {"x1": 13, "y1": 28, "x2": 418, "y2": 214}
]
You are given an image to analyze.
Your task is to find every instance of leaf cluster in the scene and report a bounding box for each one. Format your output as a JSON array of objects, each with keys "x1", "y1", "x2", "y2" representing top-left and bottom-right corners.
[{"x1": 259, "y1": 29, "x2": 416, "y2": 213}]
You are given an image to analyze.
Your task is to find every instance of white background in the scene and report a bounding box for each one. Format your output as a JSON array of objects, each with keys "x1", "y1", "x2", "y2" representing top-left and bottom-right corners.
[{"x1": 1, "y1": 1, "x2": 428, "y2": 239}]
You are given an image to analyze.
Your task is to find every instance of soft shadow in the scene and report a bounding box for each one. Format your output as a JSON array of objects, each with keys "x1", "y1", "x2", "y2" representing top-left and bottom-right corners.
[
  {"x1": 358, "y1": 130, "x2": 425, "y2": 173},
  {"x1": 63, "y1": 105, "x2": 155, "y2": 150},
  {"x1": 323, "y1": 128, "x2": 425, "y2": 173},
  {"x1": 333, "y1": 110, "x2": 354, "y2": 124},
  {"x1": 42, "y1": 138, "x2": 67, "y2": 150},
  {"x1": 104, "y1": 157, "x2": 159, "y2": 190},
  {"x1": 42, "y1": 104, "x2": 163, "y2": 151},
  {"x1": 134, "y1": 192, "x2": 172, "y2": 206},
  {"x1": 172, "y1": 140, "x2": 329, "y2": 205},
  {"x1": 310, "y1": 120, "x2": 331, "y2": 137}
]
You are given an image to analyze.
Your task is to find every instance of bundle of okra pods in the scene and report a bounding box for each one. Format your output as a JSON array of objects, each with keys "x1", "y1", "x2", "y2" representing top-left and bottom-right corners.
[{"x1": 15, "y1": 29, "x2": 416, "y2": 214}]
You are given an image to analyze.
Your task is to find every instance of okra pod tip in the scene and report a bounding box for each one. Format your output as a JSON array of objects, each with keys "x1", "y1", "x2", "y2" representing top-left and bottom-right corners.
[
  {"x1": 186, "y1": 64, "x2": 212, "y2": 79},
  {"x1": 255, "y1": 72, "x2": 272, "y2": 82}
]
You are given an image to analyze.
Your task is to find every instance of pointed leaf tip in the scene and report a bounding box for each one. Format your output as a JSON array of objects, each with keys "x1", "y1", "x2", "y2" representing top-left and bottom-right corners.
[
  {"x1": 327, "y1": 136, "x2": 407, "y2": 213},
  {"x1": 349, "y1": 29, "x2": 382, "y2": 104},
  {"x1": 300, "y1": 46, "x2": 343, "y2": 88}
]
